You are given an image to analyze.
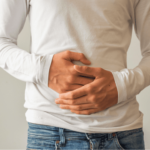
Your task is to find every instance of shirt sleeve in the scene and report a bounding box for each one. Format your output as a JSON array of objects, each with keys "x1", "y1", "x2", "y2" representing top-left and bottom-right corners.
[
  {"x1": 111, "y1": 0, "x2": 150, "y2": 104},
  {"x1": 0, "y1": 0, "x2": 54, "y2": 87}
]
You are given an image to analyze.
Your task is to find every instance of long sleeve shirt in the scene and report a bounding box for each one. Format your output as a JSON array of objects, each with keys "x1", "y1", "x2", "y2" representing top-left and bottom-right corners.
[{"x1": 0, "y1": 0, "x2": 150, "y2": 133}]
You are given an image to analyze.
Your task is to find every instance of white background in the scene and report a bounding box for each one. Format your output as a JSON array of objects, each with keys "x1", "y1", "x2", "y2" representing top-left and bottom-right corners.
[{"x1": 0, "y1": 17, "x2": 150, "y2": 149}]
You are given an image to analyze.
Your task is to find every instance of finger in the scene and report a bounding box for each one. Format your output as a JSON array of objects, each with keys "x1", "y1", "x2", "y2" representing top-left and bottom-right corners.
[
  {"x1": 66, "y1": 75, "x2": 94, "y2": 86},
  {"x1": 66, "y1": 84, "x2": 83, "y2": 91},
  {"x1": 55, "y1": 95, "x2": 89, "y2": 105},
  {"x1": 57, "y1": 92, "x2": 106, "y2": 105},
  {"x1": 70, "y1": 66, "x2": 95, "y2": 79},
  {"x1": 59, "y1": 85, "x2": 89, "y2": 99},
  {"x1": 59, "y1": 103, "x2": 97, "y2": 111},
  {"x1": 71, "y1": 108, "x2": 100, "y2": 115},
  {"x1": 74, "y1": 65, "x2": 103, "y2": 77},
  {"x1": 72, "y1": 70, "x2": 96, "y2": 79},
  {"x1": 73, "y1": 76, "x2": 94, "y2": 85},
  {"x1": 64, "y1": 50, "x2": 91, "y2": 65}
]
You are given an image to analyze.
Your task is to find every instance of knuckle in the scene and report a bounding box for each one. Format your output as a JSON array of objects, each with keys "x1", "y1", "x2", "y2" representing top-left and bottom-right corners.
[
  {"x1": 85, "y1": 111, "x2": 90, "y2": 115},
  {"x1": 83, "y1": 66, "x2": 88, "y2": 70},
  {"x1": 70, "y1": 100, "x2": 75, "y2": 105},
  {"x1": 68, "y1": 75, "x2": 74, "y2": 83},
  {"x1": 97, "y1": 67, "x2": 103, "y2": 75},
  {"x1": 80, "y1": 53, "x2": 85, "y2": 58},
  {"x1": 66, "y1": 50, "x2": 70, "y2": 54},
  {"x1": 76, "y1": 106, "x2": 82, "y2": 110},
  {"x1": 65, "y1": 50, "x2": 71, "y2": 56},
  {"x1": 91, "y1": 95, "x2": 96, "y2": 103},
  {"x1": 70, "y1": 93, "x2": 75, "y2": 99},
  {"x1": 91, "y1": 99, "x2": 97, "y2": 103},
  {"x1": 86, "y1": 85, "x2": 92, "y2": 92},
  {"x1": 59, "y1": 88, "x2": 64, "y2": 93},
  {"x1": 75, "y1": 111, "x2": 80, "y2": 114}
]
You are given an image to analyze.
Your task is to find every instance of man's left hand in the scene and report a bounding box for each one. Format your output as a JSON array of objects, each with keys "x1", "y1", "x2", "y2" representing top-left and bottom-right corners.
[{"x1": 55, "y1": 65, "x2": 118, "y2": 115}]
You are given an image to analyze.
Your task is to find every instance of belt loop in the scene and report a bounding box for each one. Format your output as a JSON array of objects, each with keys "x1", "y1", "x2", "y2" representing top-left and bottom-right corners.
[
  {"x1": 107, "y1": 132, "x2": 116, "y2": 141},
  {"x1": 59, "y1": 128, "x2": 66, "y2": 146},
  {"x1": 85, "y1": 133, "x2": 93, "y2": 150}
]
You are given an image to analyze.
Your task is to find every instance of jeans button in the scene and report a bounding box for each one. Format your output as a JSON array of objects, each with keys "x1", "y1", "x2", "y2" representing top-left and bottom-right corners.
[{"x1": 56, "y1": 140, "x2": 60, "y2": 144}]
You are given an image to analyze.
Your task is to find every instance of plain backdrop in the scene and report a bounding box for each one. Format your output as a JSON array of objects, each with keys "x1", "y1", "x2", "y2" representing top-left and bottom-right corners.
[{"x1": 0, "y1": 16, "x2": 150, "y2": 149}]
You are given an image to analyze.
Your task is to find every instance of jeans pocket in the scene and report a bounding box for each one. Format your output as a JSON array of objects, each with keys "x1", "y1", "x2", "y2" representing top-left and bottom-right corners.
[
  {"x1": 115, "y1": 134, "x2": 125, "y2": 150},
  {"x1": 27, "y1": 136, "x2": 56, "y2": 149},
  {"x1": 27, "y1": 123, "x2": 60, "y2": 149},
  {"x1": 114, "y1": 128, "x2": 145, "y2": 150}
]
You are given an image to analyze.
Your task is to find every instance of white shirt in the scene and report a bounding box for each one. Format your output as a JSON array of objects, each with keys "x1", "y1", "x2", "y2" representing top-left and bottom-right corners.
[{"x1": 0, "y1": 0, "x2": 150, "y2": 133}]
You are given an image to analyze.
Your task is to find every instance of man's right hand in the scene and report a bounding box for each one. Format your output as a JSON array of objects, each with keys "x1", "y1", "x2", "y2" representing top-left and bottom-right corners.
[{"x1": 48, "y1": 50, "x2": 95, "y2": 94}]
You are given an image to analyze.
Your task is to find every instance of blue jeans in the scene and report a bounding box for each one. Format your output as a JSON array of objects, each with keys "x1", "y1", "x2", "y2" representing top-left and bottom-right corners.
[{"x1": 26, "y1": 122, "x2": 145, "y2": 150}]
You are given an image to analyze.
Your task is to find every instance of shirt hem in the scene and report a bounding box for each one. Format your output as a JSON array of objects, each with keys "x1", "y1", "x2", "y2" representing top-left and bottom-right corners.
[{"x1": 25, "y1": 109, "x2": 143, "y2": 134}]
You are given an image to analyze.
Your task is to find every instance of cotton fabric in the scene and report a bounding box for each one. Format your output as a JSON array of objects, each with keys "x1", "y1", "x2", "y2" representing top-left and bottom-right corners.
[{"x1": 0, "y1": 0, "x2": 150, "y2": 133}]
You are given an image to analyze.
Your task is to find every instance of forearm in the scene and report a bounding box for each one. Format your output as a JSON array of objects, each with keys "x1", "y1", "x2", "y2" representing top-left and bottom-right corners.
[
  {"x1": 111, "y1": 57, "x2": 150, "y2": 104},
  {"x1": 111, "y1": 0, "x2": 150, "y2": 104},
  {"x1": 0, "y1": 0, "x2": 54, "y2": 87}
]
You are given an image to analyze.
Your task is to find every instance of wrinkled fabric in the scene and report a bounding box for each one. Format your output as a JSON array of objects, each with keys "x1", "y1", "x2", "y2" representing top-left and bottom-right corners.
[{"x1": 0, "y1": 0, "x2": 150, "y2": 133}]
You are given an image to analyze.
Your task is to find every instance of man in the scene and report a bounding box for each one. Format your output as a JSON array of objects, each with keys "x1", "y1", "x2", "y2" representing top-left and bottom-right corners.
[{"x1": 0, "y1": 0, "x2": 149, "y2": 149}]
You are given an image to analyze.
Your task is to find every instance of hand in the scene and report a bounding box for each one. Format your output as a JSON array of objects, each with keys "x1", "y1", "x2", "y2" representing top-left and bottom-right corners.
[
  {"x1": 55, "y1": 65, "x2": 118, "y2": 115},
  {"x1": 48, "y1": 50, "x2": 95, "y2": 93}
]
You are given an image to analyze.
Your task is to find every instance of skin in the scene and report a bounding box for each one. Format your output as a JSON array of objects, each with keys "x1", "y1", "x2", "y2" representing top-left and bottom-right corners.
[
  {"x1": 48, "y1": 50, "x2": 95, "y2": 93},
  {"x1": 48, "y1": 50, "x2": 118, "y2": 115}
]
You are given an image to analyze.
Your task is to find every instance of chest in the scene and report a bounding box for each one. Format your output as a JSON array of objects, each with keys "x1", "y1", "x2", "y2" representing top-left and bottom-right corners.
[{"x1": 29, "y1": 0, "x2": 132, "y2": 24}]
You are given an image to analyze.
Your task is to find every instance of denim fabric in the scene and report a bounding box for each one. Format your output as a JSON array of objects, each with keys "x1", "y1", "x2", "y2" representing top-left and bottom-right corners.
[{"x1": 26, "y1": 122, "x2": 145, "y2": 150}]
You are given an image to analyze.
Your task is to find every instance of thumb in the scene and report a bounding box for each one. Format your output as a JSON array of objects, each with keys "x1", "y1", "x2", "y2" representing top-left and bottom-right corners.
[
  {"x1": 65, "y1": 51, "x2": 91, "y2": 65},
  {"x1": 74, "y1": 65, "x2": 101, "y2": 77}
]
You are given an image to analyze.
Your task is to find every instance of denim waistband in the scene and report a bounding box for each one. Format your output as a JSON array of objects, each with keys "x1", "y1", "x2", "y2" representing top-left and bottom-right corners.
[{"x1": 27, "y1": 122, "x2": 142, "y2": 147}]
